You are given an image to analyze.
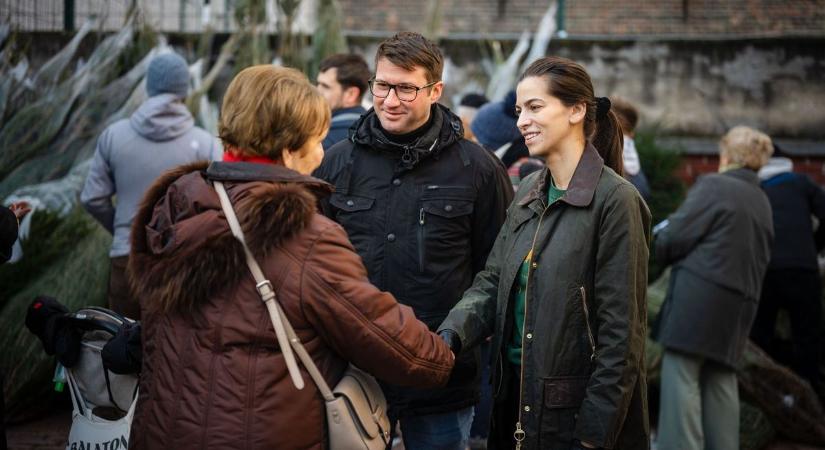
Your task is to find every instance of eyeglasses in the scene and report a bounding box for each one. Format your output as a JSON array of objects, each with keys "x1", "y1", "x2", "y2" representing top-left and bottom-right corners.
[{"x1": 368, "y1": 78, "x2": 439, "y2": 102}]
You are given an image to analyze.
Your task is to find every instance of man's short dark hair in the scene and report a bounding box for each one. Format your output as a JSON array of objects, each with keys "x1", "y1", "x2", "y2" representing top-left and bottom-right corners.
[
  {"x1": 375, "y1": 32, "x2": 444, "y2": 84},
  {"x1": 611, "y1": 98, "x2": 639, "y2": 135},
  {"x1": 319, "y1": 54, "x2": 371, "y2": 101}
]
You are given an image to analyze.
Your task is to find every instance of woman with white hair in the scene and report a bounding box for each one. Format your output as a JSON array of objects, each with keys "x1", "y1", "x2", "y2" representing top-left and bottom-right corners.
[{"x1": 653, "y1": 125, "x2": 775, "y2": 450}]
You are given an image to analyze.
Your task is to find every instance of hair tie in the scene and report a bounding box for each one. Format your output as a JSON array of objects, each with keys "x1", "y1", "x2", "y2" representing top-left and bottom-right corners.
[{"x1": 596, "y1": 97, "x2": 611, "y2": 120}]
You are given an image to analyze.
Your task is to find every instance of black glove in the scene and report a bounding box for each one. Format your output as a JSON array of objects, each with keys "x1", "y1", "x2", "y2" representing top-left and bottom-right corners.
[
  {"x1": 438, "y1": 329, "x2": 462, "y2": 355},
  {"x1": 25, "y1": 296, "x2": 68, "y2": 347},
  {"x1": 24, "y1": 296, "x2": 81, "y2": 367},
  {"x1": 101, "y1": 322, "x2": 142, "y2": 375}
]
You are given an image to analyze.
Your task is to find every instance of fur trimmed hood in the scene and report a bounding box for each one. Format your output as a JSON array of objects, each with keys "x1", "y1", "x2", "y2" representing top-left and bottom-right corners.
[{"x1": 128, "y1": 161, "x2": 333, "y2": 313}]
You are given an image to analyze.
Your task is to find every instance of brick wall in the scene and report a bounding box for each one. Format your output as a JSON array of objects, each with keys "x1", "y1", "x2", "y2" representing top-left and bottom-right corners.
[
  {"x1": 677, "y1": 154, "x2": 825, "y2": 186},
  {"x1": 337, "y1": 0, "x2": 825, "y2": 38},
  {"x1": 564, "y1": 0, "x2": 825, "y2": 37}
]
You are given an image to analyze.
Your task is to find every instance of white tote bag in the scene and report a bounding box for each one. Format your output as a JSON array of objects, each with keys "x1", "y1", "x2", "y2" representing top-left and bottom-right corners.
[{"x1": 65, "y1": 368, "x2": 137, "y2": 450}]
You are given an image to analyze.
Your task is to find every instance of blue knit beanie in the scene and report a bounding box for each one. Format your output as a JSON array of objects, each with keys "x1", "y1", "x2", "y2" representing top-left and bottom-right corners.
[
  {"x1": 146, "y1": 52, "x2": 190, "y2": 98},
  {"x1": 471, "y1": 95, "x2": 521, "y2": 151}
]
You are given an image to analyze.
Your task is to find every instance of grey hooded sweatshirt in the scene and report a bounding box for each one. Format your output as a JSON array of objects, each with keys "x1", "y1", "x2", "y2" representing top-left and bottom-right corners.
[{"x1": 81, "y1": 94, "x2": 221, "y2": 257}]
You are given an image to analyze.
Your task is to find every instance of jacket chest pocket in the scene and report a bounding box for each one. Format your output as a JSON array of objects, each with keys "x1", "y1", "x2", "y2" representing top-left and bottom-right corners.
[
  {"x1": 416, "y1": 197, "x2": 474, "y2": 273},
  {"x1": 330, "y1": 193, "x2": 375, "y2": 260},
  {"x1": 539, "y1": 376, "x2": 588, "y2": 448}
]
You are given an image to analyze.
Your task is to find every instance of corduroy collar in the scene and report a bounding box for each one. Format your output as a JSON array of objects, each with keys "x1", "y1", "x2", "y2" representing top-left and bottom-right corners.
[{"x1": 518, "y1": 142, "x2": 604, "y2": 208}]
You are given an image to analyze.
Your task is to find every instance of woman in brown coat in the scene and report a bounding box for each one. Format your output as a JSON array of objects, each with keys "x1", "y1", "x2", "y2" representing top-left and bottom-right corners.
[{"x1": 127, "y1": 65, "x2": 454, "y2": 449}]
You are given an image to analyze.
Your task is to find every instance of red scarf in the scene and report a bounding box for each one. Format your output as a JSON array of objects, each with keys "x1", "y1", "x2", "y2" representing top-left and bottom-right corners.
[{"x1": 222, "y1": 147, "x2": 278, "y2": 165}]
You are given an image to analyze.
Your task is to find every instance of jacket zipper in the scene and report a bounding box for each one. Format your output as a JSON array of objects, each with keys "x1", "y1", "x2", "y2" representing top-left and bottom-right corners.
[
  {"x1": 418, "y1": 208, "x2": 426, "y2": 273},
  {"x1": 580, "y1": 286, "x2": 597, "y2": 362},
  {"x1": 514, "y1": 203, "x2": 550, "y2": 450}
]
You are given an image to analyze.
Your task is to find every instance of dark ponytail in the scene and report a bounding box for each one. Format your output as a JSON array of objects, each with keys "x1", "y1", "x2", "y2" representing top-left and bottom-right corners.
[
  {"x1": 520, "y1": 57, "x2": 625, "y2": 176},
  {"x1": 593, "y1": 105, "x2": 625, "y2": 177}
]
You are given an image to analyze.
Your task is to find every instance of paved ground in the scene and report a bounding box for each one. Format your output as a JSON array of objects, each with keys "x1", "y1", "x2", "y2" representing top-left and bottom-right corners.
[
  {"x1": 5, "y1": 407, "x2": 824, "y2": 450},
  {"x1": 6, "y1": 409, "x2": 70, "y2": 450}
]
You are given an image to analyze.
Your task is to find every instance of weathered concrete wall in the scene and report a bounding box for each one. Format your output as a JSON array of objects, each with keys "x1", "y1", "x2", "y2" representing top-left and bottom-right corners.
[
  {"x1": 555, "y1": 39, "x2": 825, "y2": 139},
  {"x1": 431, "y1": 38, "x2": 825, "y2": 139},
  {"x1": 13, "y1": 33, "x2": 825, "y2": 139}
]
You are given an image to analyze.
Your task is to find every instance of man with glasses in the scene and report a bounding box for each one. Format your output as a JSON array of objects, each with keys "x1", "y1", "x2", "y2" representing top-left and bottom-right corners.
[{"x1": 314, "y1": 32, "x2": 512, "y2": 450}]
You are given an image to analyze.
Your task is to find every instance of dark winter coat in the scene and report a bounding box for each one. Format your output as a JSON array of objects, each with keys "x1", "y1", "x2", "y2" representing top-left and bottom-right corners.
[
  {"x1": 313, "y1": 104, "x2": 513, "y2": 416},
  {"x1": 654, "y1": 168, "x2": 774, "y2": 367},
  {"x1": 759, "y1": 163, "x2": 825, "y2": 271},
  {"x1": 127, "y1": 161, "x2": 453, "y2": 449},
  {"x1": 322, "y1": 106, "x2": 366, "y2": 150},
  {"x1": 440, "y1": 144, "x2": 652, "y2": 450}
]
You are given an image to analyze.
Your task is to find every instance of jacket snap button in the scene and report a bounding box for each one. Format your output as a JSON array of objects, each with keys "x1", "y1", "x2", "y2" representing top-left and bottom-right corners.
[
  {"x1": 526, "y1": 333, "x2": 532, "y2": 340},
  {"x1": 392, "y1": 178, "x2": 401, "y2": 186},
  {"x1": 523, "y1": 405, "x2": 531, "y2": 412},
  {"x1": 387, "y1": 233, "x2": 396, "y2": 242},
  {"x1": 444, "y1": 204, "x2": 453, "y2": 212},
  {"x1": 346, "y1": 200, "x2": 355, "y2": 207}
]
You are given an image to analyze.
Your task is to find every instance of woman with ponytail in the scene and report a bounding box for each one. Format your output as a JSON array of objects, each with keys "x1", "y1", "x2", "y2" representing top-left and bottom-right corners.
[{"x1": 438, "y1": 56, "x2": 651, "y2": 450}]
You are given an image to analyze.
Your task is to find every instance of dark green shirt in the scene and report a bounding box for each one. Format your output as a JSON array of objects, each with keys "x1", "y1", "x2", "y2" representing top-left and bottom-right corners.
[{"x1": 506, "y1": 177, "x2": 566, "y2": 365}]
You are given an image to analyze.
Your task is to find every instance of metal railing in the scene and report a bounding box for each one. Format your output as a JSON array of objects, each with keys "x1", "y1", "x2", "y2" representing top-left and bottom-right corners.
[{"x1": 0, "y1": 0, "x2": 313, "y2": 33}]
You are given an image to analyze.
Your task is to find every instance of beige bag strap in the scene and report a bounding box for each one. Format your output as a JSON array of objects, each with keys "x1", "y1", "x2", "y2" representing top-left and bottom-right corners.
[{"x1": 213, "y1": 181, "x2": 335, "y2": 401}]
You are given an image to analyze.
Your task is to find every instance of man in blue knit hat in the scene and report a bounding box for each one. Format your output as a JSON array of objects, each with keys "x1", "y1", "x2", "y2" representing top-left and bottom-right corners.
[{"x1": 81, "y1": 51, "x2": 220, "y2": 320}]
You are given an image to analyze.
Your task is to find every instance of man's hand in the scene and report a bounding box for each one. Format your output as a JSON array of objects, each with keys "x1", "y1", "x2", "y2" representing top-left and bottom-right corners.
[{"x1": 9, "y1": 201, "x2": 31, "y2": 221}]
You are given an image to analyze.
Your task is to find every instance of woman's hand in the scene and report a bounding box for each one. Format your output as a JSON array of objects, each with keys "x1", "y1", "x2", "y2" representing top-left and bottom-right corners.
[
  {"x1": 438, "y1": 329, "x2": 462, "y2": 355},
  {"x1": 438, "y1": 329, "x2": 479, "y2": 386}
]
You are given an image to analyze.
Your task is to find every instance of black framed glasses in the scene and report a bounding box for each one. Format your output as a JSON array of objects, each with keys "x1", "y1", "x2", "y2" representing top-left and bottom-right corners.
[{"x1": 368, "y1": 78, "x2": 439, "y2": 102}]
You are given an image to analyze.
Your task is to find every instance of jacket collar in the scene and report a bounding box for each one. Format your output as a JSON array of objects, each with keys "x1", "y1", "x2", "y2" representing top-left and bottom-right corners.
[
  {"x1": 350, "y1": 104, "x2": 464, "y2": 164},
  {"x1": 332, "y1": 105, "x2": 366, "y2": 119},
  {"x1": 518, "y1": 142, "x2": 604, "y2": 208},
  {"x1": 758, "y1": 157, "x2": 793, "y2": 180},
  {"x1": 721, "y1": 166, "x2": 760, "y2": 186},
  {"x1": 207, "y1": 161, "x2": 332, "y2": 190}
]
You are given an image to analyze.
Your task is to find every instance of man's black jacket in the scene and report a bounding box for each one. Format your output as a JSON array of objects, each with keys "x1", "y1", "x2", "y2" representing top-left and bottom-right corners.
[{"x1": 313, "y1": 104, "x2": 513, "y2": 416}]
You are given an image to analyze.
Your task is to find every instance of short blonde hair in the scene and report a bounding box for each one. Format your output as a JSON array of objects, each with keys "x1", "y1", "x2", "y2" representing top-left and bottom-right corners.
[
  {"x1": 218, "y1": 65, "x2": 330, "y2": 160},
  {"x1": 719, "y1": 125, "x2": 774, "y2": 170}
]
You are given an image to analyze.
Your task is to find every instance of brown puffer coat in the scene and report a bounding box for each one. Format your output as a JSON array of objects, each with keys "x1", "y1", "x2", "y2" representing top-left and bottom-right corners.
[{"x1": 127, "y1": 161, "x2": 454, "y2": 449}]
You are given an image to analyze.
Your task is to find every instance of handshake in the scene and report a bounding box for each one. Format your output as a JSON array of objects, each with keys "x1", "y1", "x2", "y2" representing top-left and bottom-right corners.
[{"x1": 438, "y1": 329, "x2": 478, "y2": 386}]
